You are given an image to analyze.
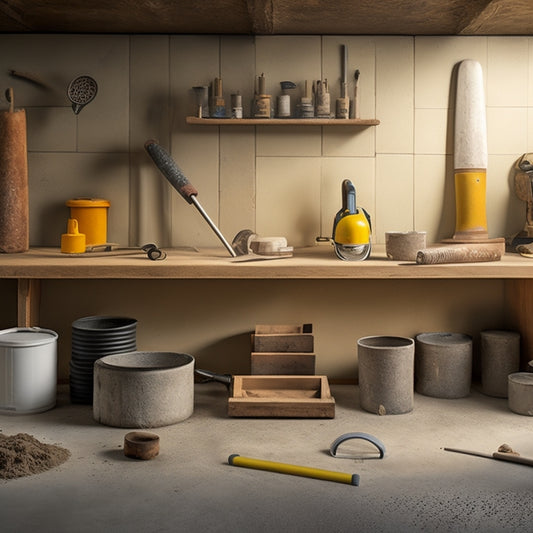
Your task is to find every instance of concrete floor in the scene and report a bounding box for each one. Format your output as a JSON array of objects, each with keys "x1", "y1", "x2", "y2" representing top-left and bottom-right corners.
[{"x1": 1, "y1": 383, "x2": 532, "y2": 533}]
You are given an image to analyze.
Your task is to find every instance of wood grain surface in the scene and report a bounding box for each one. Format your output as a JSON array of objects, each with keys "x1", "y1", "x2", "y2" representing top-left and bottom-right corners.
[{"x1": 1, "y1": 246, "x2": 532, "y2": 280}]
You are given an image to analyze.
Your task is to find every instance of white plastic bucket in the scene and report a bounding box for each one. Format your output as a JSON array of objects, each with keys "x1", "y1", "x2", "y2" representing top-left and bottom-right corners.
[{"x1": 0, "y1": 327, "x2": 58, "y2": 414}]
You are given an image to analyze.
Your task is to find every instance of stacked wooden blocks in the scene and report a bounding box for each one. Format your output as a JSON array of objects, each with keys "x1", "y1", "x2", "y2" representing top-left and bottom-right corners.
[
  {"x1": 251, "y1": 324, "x2": 315, "y2": 375},
  {"x1": 227, "y1": 323, "x2": 334, "y2": 417}
]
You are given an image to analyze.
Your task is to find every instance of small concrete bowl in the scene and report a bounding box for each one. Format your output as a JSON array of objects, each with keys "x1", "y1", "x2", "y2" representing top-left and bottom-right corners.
[{"x1": 385, "y1": 231, "x2": 427, "y2": 261}]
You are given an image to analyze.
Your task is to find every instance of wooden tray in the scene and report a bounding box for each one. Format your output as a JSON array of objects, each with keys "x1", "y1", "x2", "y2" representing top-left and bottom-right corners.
[{"x1": 228, "y1": 375, "x2": 335, "y2": 418}]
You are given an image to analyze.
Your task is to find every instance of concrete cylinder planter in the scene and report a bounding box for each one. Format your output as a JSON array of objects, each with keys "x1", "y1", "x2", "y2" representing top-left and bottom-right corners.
[
  {"x1": 480, "y1": 330, "x2": 520, "y2": 398},
  {"x1": 93, "y1": 351, "x2": 194, "y2": 428},
  {"x1": 357, "y1": 335, "x2": 414, "y2": 415},
  {"x1": 508, "y1": 372, "x2": 533, "y2": 416},
  {"x1": 415, "y1": 333, "x2": 472, "y2": 399}
]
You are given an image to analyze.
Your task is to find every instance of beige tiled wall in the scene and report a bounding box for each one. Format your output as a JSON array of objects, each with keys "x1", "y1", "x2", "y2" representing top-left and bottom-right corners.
[
  {"x1": 0, "y1": 34, "x2": 528, "y2": 379},
  {"x1": 1, "y1": 34, "x2": 530, "y2": 249}
]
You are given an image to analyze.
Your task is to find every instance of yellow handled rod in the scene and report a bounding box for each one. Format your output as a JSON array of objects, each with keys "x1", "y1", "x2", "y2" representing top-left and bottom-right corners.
[{"x1": 228, "y1": 454, "x2": 360, "y2": 486}]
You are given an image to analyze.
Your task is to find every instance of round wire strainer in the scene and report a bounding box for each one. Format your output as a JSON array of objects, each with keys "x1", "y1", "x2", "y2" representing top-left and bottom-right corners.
[{"x1": 67, "y1": 75, "x2": 98, "y2": 114}]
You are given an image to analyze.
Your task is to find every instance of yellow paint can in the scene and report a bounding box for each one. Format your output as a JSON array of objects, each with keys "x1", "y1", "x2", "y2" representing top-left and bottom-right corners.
[{"x1": 66, "y1": 198, "x2": 110, "y2": 246}]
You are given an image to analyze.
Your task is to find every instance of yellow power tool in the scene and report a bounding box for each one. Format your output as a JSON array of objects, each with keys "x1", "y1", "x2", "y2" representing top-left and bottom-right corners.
[{"x1": 332, "y1": 179, "x2": 371, "y2": 261}]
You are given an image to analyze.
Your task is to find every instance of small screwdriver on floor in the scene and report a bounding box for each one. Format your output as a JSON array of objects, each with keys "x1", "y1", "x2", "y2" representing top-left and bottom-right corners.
[{"x1": 444, "y1": 445, "x2": 533, "y2": 467}]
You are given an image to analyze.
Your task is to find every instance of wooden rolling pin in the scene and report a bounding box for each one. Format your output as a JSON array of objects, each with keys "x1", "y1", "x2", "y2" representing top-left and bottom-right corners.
[
  {"x1": 416, "y1": 245, "x2": 502, "y2": 265},
  {"x1": 0, "y1": 88, "x2": 29, "y2": 253}
]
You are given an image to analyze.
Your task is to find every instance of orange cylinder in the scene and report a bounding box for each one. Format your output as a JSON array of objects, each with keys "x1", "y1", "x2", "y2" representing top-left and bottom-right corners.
[
  {"x1": 0, "y1": 109, "x2": 29, "y2": 253},
  {"x1": 453, "y1": 170, "x2": 488, "y2": 240},
  {"x1": 66, "y1": 198, "x2": 110, "y2": 246}
]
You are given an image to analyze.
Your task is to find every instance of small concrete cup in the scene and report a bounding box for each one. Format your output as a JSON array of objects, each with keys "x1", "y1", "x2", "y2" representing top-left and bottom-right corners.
[{"x1": 385, "y1": 231, "x2": 426, "y2": 261}]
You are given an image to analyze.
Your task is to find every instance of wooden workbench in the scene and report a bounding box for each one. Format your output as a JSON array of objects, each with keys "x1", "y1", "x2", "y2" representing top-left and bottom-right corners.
[{"x1": 1, "y1": 246, "x2": 533, "y2": 366}]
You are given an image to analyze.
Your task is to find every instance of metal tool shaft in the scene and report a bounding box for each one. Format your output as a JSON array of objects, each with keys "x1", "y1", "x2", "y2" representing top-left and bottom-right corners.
[
  {"x1": 444, "y1": 447, "x2": 533, "y2": 467},
  {"x1": 190, "y1": 196, "x2": 236, "y2": 257},
  {"x1": 144, "y1": 140, "x2": 237, "y2": 257},
  {"x1": 444, "y1": 447, "x2": 492, "y2": 459}
]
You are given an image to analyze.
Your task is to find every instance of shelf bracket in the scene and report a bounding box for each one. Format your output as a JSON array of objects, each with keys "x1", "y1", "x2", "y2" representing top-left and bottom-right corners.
[{"x1": 17, "y1": 278, "x2": 41, "y2": 327}]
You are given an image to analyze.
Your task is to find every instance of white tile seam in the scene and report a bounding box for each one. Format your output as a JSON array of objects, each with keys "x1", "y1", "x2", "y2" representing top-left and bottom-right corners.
[
  {"x1": 529, "y1": 37, "x2": 532, "y2": 148},
  {"x1": 253, "y1": 35, "x2": 258, "y2": 231},
  {"x1": 411, "y1": 37, "x2": 416, "y2": 230},
  {"x1": 319, "y1": 19, "x2": 324, "y2": 237},
  {"x1": 127, "y1": 35, "x2": 133, "y2": 246},
  {"x1": 375, "y1": 38, "x2": 379, "y2": 227},
  {"x1": 411, "y1": 37, "x2": 416, "y2": 229}
]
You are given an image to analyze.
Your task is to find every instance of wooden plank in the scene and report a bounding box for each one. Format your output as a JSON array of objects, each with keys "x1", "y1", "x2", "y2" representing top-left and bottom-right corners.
[
  {"x1": 1, "y1": 247, "x2": 533, "y2": 281},
  {"x1": 255, "y1": 324, "x2": 312, "y2": 334},
  {"x1": 228, "y1": 399, "x2": 334, "y2": 418},
  {"x1": 186, "y1": 117, "x2": 380, "y2": 126},
  {"x1": 256, "y1": 325, "x2": 301, "y2": 334},
  {"x1": 1, "y1": 0, "x2": 533, "y2": 36},
  {"x1": 17, "y1": 278, "x2": 40, "y2": 327},
  {"x1": 251, "y1": 352, "x2": 316, "y2": 375},
  {"x1": 253, "y1": 333, "x2": 314, "y2": 353},
  {"x1": 458, "y1": 0, "x2": 533, "y2": 35},
  {"x1": 231, "y1": 375, "x2": 244, "y2": 397},
  {"x1": 234, "y1": 375, "x2": 322, "y2": 394},
  {"x1": 228, "y1": 375, "x2": 334, "y2": 418},
  {"x1": 246, "y1": 0, "x2": 273, "y2": 34},
  {"x1": 0, "y1": 1, "x2": 255, "y2": 34}
]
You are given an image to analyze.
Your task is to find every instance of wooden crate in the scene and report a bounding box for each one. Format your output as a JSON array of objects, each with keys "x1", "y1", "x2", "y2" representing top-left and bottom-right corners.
[
  {"x1": 251, "y1": 352, "x2": 315, "y2": 375},
  {"x1": 253, "y1": 324, "x2": 314, "y2": 353},
  {"x1": 228, "y1": 375, "x2": 335, "y2": 418}
]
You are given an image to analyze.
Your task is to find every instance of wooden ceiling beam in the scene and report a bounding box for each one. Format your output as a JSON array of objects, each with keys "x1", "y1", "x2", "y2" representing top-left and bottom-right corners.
[
  {"x1": 0, "y1": 0, "x2": 33, "y2": 31},
  {"x1": 457, "y1": 0, "x2": 502, "y2": 34},
  {"x1": 0, "y1": 0, "x2": 533, "y2": 35},
  {"x1": 458, "y1": 0, "x2": 533, "y2": 35},
  {"x1": 246, "y1": 0, "x2": 274, "y2": 34}
]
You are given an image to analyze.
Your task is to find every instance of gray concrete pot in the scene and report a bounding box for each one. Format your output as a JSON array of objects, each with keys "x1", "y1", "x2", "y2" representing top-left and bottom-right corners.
[
  {"x1": 415, "y1": 333, "x2": 472, "y2": 399},
  {"x1": 357, "y1": 335, "x2": 414, "y2": 415},
  {"x1": 508, "y1": 372, "x2": 533, "y2": 416},
  {"x1": 93, "y1": 351, "x2": 194, "y2": 428},
  {"x1": 480, "y1": 330, "x2": 520, "y2": 398}
]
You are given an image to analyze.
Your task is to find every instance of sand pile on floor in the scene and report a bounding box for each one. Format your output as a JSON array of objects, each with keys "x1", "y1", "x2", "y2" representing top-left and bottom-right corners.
[{"x1": 0, "y1": 432, "x2": 70, "y2": 480}]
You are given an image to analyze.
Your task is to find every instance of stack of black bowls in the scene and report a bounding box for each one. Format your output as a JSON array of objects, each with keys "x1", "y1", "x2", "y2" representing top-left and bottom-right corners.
[{"x1": 69, "y1": 316, "x2": 137, "y2": 404}]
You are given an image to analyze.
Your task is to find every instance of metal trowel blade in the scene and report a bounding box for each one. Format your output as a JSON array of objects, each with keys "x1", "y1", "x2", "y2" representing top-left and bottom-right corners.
[{"x1": 334, "y1": 243, "x2": 371, "y2": 261}]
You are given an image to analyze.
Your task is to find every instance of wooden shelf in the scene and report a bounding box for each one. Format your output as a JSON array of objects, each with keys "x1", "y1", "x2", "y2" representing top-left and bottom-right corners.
[
  {"x1": 3, "y1": 247, "x2": 533, "y2": 364},
  {"x1": 0, "y1": 246, "x2": 531, "y2": 280},
  {"x1": 186, "y1": 116, "x2": 380, "y2": 126}
]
